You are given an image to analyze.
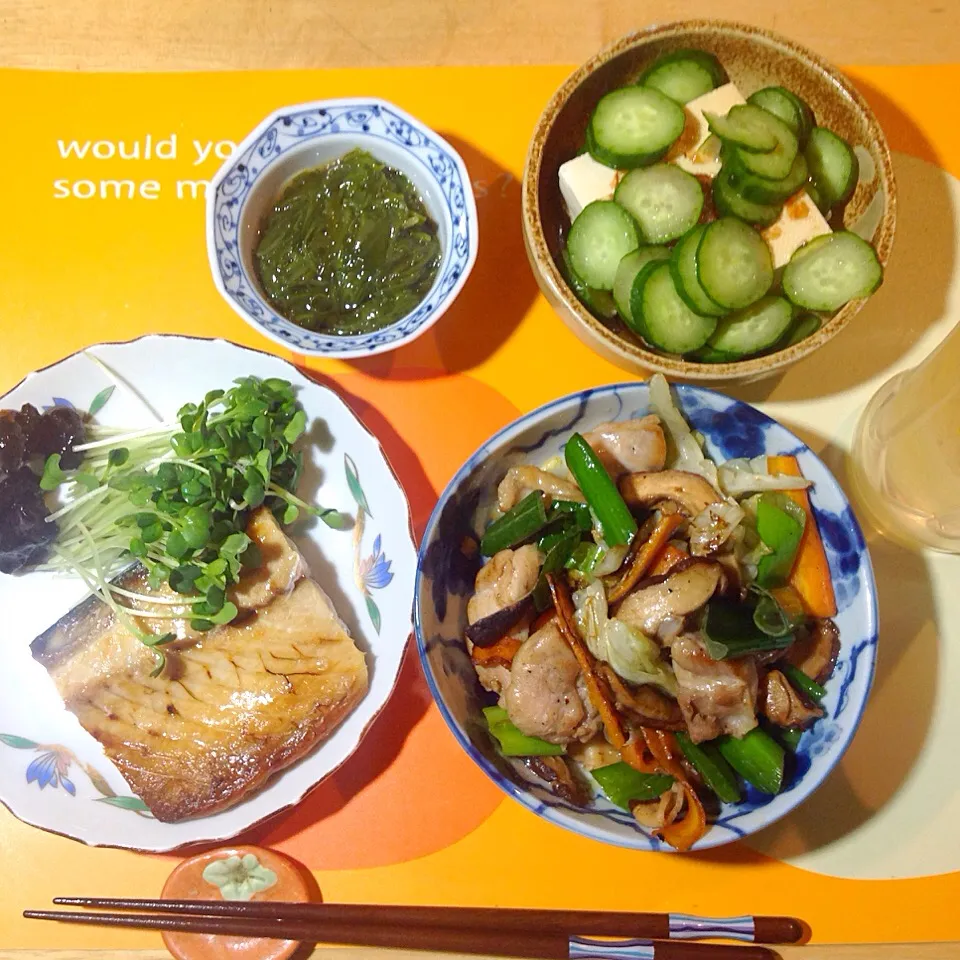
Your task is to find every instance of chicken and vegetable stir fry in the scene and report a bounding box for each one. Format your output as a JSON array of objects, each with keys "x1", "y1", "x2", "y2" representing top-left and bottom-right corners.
[{"x1": 465, "y1": 375, "x2": 839, "y2": 850}]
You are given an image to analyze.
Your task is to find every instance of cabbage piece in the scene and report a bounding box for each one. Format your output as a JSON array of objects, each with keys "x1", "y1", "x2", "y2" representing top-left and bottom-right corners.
[
  {"x1": 688, "y1": 499, "x2": 745, "y2": 556},
  {"x1": 648, "y1": 374, "x2": 720, "y2": 489},
  {"x1": 718, "y1": 456, "x2": 812, "y2": 498},
  {"x1": 573, "y1": 582, "x2": 678, "y2": 695}
]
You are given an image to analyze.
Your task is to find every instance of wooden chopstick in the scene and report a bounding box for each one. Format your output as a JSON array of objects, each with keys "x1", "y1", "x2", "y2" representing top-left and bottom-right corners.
[
  {"x1": 48, "y1": 899, "x2": 804, "y2": 944},
  {"x1": 24, "y1": 909, "x2": 779, "y2": 960}
]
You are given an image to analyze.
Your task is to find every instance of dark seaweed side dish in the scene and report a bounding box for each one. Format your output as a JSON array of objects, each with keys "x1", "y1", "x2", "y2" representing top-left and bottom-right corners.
[{"x1": 255, "y1": 148, "x2": 442, "y2": 336}]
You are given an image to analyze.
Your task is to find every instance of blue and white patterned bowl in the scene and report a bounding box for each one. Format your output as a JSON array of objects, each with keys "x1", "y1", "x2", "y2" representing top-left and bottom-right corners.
[
  {"x1": 414, "y1": 382, "x2": 878, "y2": 851},
  {"x1": 206, "y1": 98, "x2": 478, "y2": 358}
]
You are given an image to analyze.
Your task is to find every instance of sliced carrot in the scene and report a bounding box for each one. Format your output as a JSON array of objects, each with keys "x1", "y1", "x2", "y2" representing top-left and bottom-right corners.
[
  {"x1": 547, "y1": 573, "x2": 628, "y2": 749},
  {"x1": 649, "y1": 543, "x2": 690, "y2": 577},
  {"x1": 766, "y1": 455, "x2": 837, "y2": 618},
  {"x1": 470, "y1": 634, "x2": 523, "y2": 666},
  {"x1": 607, "y1": 512, "x2": 685, "y2": 604},
  {"x1": 641, "y1": 728, "x2": 708, "y2": 853}
]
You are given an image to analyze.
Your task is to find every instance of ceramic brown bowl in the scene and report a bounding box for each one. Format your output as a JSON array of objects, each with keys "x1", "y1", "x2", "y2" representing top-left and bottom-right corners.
[{"x1": 521, "y1": 20, "x2": 897, "y2": 382}]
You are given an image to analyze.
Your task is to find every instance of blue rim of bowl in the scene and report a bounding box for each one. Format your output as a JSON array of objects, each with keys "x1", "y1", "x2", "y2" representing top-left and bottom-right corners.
[
  {"x1": 206, "y1": 97, "x2": 478, "y2": 359},
  {"x1": 413, "y1": 381, "x2": 878, "y2": 851}
]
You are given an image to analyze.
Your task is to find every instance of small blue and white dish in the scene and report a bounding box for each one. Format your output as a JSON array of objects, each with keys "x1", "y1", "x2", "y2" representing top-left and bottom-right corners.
[
  {"x1": 414, "y1": 381, "x2": 878, "y2": 851},
  {"x1": 207, "y1": 98, "x2": 478, "y2": 359}
]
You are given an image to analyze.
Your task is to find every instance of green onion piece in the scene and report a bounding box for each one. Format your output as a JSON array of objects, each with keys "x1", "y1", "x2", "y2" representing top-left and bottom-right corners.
[
  {"x1": 532, "y1": 533, "x2": 581, "y2": 610},
  {"x1": 564, "y1": 433, "x2": 638, "y2": 547},
  {"x1": 781, "y1": 663, "x2": 827, "y2": 704},
  {"x1": 480, "y1": 491, "x2": 548, "y2": 556},
  {"x1": 717, "y1": 728, "x2": 785, "y2": 795},
  {"x1": 591, "y1": 761, "x2": 674, "y2": 809},
  {"x1": 482, "y1": 706, "x2": 565, "y2": 757},
  {"x1": 565, "y1": 542, "x2": 604, "y2": 577},
  {"x1": 548, "y1": 499, "x2": 593, "y2": 534},
  {"x1": 756, "y1": 492, "x2": 806, "y2": 587},
  {"x1": 675, "y1": 732, "x2": 742, "y2": 804},
  {"x1": 750, "y1": 584, "x2": 805, "y2": 638},
  {"x1": 701, "y1": 599, "x2": 795, "y2": 659}
]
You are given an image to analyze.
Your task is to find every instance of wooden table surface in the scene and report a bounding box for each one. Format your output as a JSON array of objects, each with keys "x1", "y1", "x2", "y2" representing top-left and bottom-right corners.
[
  {"x1": 1, "y1": 0, "x2": 958, "y2": 70},
  {"x1": 2, "y1": 1, "x2": 960, "y2": 958}
]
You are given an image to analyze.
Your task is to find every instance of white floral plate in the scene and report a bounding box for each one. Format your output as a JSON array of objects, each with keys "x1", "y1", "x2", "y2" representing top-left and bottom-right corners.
[{"x1": 0, "y1": 335, "x2": 416, "y2": 851}]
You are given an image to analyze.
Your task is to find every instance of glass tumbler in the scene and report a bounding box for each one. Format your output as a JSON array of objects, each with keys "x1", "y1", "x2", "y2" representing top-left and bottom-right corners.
[{"x1": 850, "y1": 320, "x2": 960, "y2": 552}]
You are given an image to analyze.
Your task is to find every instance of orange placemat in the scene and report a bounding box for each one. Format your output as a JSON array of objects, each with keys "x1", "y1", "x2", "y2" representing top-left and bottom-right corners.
[{"x1": 1, "y1": 64, "x2": 958, "y2": 950}]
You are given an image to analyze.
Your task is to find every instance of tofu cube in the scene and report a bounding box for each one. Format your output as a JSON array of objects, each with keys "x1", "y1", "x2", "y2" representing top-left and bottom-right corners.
[
  {"x1": 762, "y1": 193, "x2": 833, "y2": 269},
  {"x1": 669, "y1": 82, "x2": 745, "y2": 177},
  {"x1": 558, "y1": 152, "x2": 621, "y2": 220}
]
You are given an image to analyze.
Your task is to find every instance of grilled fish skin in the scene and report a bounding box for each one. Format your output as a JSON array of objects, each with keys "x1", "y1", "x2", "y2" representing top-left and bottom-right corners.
[{"x1": 31, "y1": 510, "x2": 368, "y2": 822}]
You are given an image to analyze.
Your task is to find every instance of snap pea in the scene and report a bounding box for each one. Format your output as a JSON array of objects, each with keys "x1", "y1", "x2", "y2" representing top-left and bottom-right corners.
[
  {"x1": 756, "y1": 492, "x2": 806, "y2": 587},
  {"x1": 563, "y1": 433, "x2": 638, "y2": 547},
  {"x1": 480, "y1": 491, "x2": 548, "y2": 556},
  {"x1": 675, "y1": 732, "x2": 742, "y2": 804},
  {"x1": 717, "y1": 727, "x2": 785, "y2": 795},
  {"x1": 482, "y1": 706, "x2": 565, "y2": 757},
  {"x1": 591, "y1": 761, "x2": 674, "y2": 810},
  {"x1": 776, "y1": 727, "x2": 804, "y2": 752}
]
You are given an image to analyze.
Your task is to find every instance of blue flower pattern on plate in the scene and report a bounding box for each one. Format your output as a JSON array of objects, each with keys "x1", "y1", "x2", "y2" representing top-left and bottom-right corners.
[
  {"x1": 414, "y1": 382, "x2": 879, "y2": 851},
  {"x1": 210, "y1": 100, "x2": 474, "y2": 355}
]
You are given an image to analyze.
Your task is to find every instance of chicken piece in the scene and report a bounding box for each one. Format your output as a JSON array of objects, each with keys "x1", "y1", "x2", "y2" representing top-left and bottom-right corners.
[
  {"x1": 670, "y1": 633, "x2": 759, "y2": 743},
  {"x1": 497, "y1": 466, "x2": 584, "y2": 513},
  {"x1": 467, "y1": 544, "x2": 540, "y2": 625},
  {"x1": 762, "y1": 668, "x2": 824, "y2": 728},
  {"x1": 615, "y1": 559, "x2": 723, "y2": 637},
  {"x1": 503, "y1": 621, "x2": 601, "y2": 744},
  {"x1": 583, "y1": 416, "x2": 667, "y2": 479}
]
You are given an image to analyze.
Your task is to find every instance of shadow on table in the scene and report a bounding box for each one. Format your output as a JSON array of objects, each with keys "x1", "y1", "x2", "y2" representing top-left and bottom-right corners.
[
  {"x1": 349, "y1": 136, "x2": 539, "y2": 379},
  {"x1": 691, "y1": 431, "x2": 939, "y2": 867},
  {"x1": 727, "y1": 82, "x2": 957, "y2": 406}
]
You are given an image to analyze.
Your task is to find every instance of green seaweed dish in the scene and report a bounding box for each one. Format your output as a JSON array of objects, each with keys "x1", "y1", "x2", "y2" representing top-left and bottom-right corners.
[{"x1": 254, "y1": 148, "x2": 442, "y2": 336}]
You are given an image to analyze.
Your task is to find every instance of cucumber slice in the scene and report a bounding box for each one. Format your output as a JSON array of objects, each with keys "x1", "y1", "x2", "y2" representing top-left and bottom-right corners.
[
  {"x1": 625, "y1": 259, "x2": 669, "y2": 337},
  {"x1": 566, "y1": 200, "x2": 640, "y2": 291},
  {"x1": 670, "y1": 225, "x2": 727, "y2": 317},
  {"x1": 639, "y1": 262, "x2": 718, "y2": 354},
  {"x1": 561, "y1": 248, "x2": 619, "y2": 319},
  {"x1": 614, "y1": 164, "x2": 704, "y2": 244},
  {"x1": 697, "y1": 217, "x2": 774, "y2": 310},
  {"x1": 638, "y1": 49, "x2": 727, "y2": 89},
  {"x1": 726, "y1": 110, "x2": 799, "y2": 181},
  {"x1": 613, "y1": 246, "x2": 671, "y2": 322},
  {"x1": 779, "y1": 311, "x2": 823, "y2": 349},
  {"x1": 588, "y1": 86, "x2": 686, "y2": 169},
  {"x1": 747, "y1": 87, "x2": 812, "y2": 147},
  {"x1": 712, "y1": 167, "x2": 783, "y2": 227},
  {"x1": 690, "y1": 345, "x2": 740, "y2": 363},
  {"x1": 782, "y1": 231, "x2": 882, "y2": 311},
  {"x1": 707, "y1": 295, "x2": 794, "y2": 358},
  {"x1": 727, "y1": 152, "x2": 809, "y2": 205},
  {"x1": 640, "y1": 55, "x2": 718, "y2": 104},
  {"x1": 806, "y1": 127, "x2": 859, "y2": 209},
  {"x1": 779, "y1": 88, "x2": 815, "y2": 145},
  {"x1": 704, "y1": 104, "x2": 781, "y2": 153}
]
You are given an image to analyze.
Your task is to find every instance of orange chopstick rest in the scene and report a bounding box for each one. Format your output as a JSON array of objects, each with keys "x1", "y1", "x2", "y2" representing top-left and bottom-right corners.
[{"x1": 161, "y1": 846, "x2": 310, "y2": 960}]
